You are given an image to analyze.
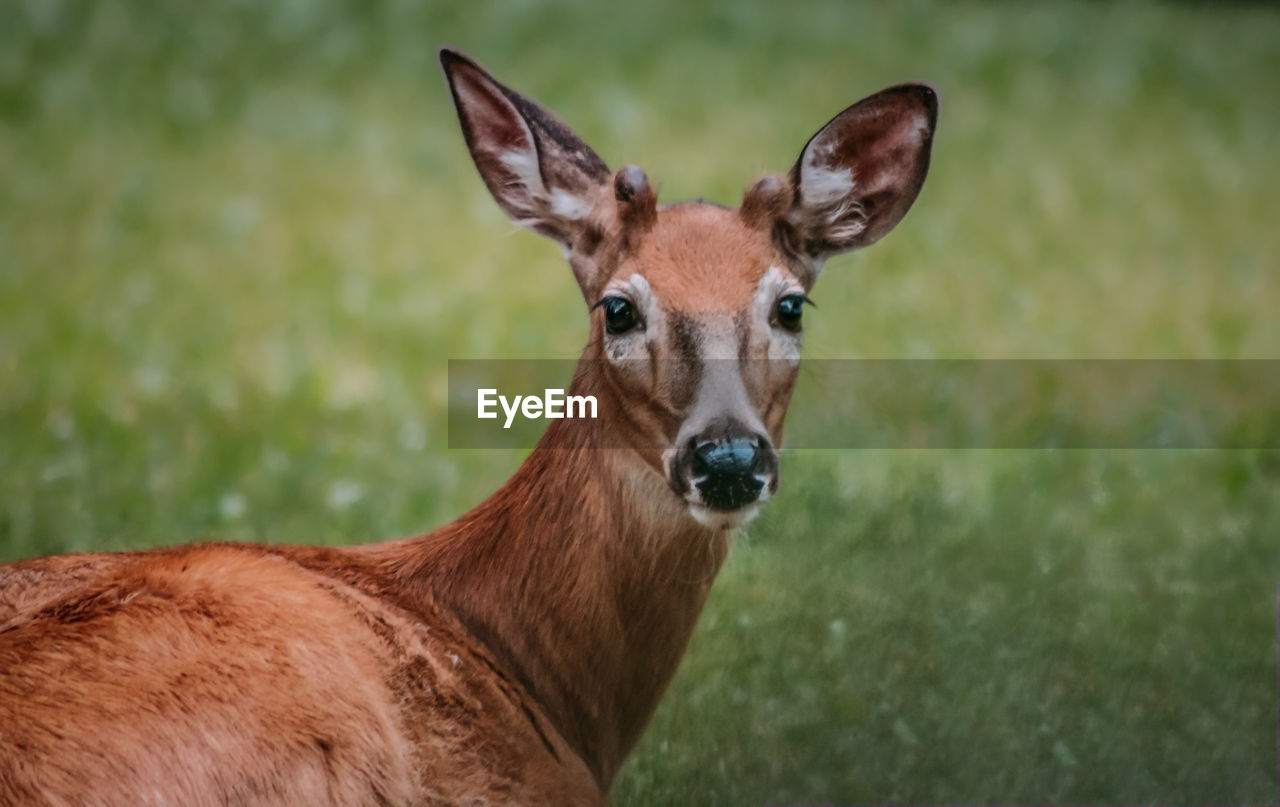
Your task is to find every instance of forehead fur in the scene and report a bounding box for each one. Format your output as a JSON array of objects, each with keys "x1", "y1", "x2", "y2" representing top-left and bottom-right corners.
[{"x1": 616, "y1": 203, "x2": 790, "y2": 312}]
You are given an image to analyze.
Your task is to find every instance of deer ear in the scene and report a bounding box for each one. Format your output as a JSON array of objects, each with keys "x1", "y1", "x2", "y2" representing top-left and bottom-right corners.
[
  {"x1": 439, "y1": 48, "x2": 611, "y2": 247},
  {"x1": 785, "y1": 83, "x2": 937, "y2": 263}
]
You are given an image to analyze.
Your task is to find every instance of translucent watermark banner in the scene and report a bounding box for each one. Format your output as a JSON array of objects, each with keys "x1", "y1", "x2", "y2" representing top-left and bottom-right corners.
[{"x1": 447, "y1": 359, "x2": 1280, "y2": 449}]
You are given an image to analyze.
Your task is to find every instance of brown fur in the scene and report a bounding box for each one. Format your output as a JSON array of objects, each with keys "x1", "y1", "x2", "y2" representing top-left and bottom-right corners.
[
  {"x1": 0, "y1": 539, "x2": 602, "y2": 805},
  {"x1": 614, "y1": 165, "x2": 658, "y2": 235},
  {"x1": 624, "y1": 203, "x2": 782, "y2": 312},
  {"x1": 0, "y1": 408, "x2": 717, "y2": 805},
  {"x1": 739, "y1": 174, "x2": 794, "y2": 231},
  {"x1": 0, "y1": 48, "x2": 936, "y2": 806}
]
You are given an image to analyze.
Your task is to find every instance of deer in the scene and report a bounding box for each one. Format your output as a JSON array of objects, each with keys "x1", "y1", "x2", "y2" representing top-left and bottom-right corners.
[{"x1": 0, "y1": 48, "x2": 936, "y2": 806}]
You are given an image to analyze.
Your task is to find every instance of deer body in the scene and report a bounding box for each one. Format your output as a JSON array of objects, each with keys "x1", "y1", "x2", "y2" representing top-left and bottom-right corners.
[{"x1": 0, "y1": 49, "x2": 936, "y2": 806}]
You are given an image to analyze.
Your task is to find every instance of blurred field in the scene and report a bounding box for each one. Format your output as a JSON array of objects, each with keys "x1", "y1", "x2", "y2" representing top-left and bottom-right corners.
[{"x1": 2, "y1": 0, "x2": 1278, "y2": 803}]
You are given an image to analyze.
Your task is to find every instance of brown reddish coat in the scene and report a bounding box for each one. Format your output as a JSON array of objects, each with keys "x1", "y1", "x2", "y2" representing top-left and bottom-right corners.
[{"x1": 0, "y1": 48, "x2": 936, "y2": 806}]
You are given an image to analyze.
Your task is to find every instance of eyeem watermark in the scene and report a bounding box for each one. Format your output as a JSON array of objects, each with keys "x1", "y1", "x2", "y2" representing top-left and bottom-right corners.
[
  {"x1": 450, "y1": 358, "x2": 1280, "y2": 449},
  {"x1": 477, "y1": 388, "x2": 598, "y2": 429}
]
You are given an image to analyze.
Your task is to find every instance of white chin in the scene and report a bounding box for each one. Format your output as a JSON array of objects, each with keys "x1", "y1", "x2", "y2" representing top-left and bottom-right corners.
[{"x1": 688, "y1": 503, "x2": 761, "y2": 531}]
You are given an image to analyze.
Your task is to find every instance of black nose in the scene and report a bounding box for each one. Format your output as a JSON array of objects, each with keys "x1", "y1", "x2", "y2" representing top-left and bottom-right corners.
[
  {"x1": 691, "y1": 436, "x2": 766, "y2": 510},
  {"x1": 693, "y1": 438, "x2": 759, "y2": 476}
]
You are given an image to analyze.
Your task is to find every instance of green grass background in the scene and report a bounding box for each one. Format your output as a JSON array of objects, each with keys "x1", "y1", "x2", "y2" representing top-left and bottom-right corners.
[{"x1": 2, "y1": 0, "x2": 1278, "y2": 803}]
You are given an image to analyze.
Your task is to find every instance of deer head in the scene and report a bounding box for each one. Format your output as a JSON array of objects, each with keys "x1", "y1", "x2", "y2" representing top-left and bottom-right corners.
[{"x1": 441, "y1": 48, "x2": 936, "y2": 530}]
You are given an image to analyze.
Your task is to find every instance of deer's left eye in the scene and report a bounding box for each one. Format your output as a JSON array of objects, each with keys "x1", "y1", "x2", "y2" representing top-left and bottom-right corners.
[{"x1": 776, "y1": 295, "x2": 809, "y2": 332}]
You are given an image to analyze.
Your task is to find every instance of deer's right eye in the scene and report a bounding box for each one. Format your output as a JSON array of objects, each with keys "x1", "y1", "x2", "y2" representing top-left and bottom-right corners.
[{"x1": 597, "y1": 297, "x2": 640, "y2": 335}]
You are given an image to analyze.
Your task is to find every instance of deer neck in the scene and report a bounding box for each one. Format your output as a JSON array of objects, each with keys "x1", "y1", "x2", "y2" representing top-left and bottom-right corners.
[{"x1": 377, "y1": 368, "x2": 731, "y2": 787}]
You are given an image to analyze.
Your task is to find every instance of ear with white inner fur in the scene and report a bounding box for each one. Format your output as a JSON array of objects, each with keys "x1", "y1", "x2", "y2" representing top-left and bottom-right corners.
[
  {"x1": 439, "y1": 47, "x2": 611, "y2": 248},
  {"x1": 785, "y1": 83, "x2": 938, "y2": 266}
]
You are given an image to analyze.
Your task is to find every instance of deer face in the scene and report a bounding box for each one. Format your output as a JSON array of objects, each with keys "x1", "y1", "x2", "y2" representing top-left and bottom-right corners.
[
  {"x1": 441, "y1": 48, "x2": 936, "y2": 529},
  {"x1": 586, "y1": 203, "x2": 801, "y2": 527}
]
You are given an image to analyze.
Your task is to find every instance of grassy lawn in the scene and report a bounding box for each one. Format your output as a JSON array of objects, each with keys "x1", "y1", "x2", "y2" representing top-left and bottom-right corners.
[{"x1": 2, "y1": 0, "x2": 1278, "y2": 803}]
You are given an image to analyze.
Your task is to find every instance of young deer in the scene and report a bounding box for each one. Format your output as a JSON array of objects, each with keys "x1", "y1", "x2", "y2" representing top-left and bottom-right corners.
[{"x1": 0, "y1": 49, "x2": 936, "y2": 806}]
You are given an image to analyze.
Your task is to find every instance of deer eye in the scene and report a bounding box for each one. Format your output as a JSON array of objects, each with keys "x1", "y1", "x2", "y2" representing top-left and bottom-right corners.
[
  {"x1": 776, "y1": 295, "x2": 809, "y2": 332},
  {"x1": 597, "y1": 296, "x2": 640, "y2": 335}
]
